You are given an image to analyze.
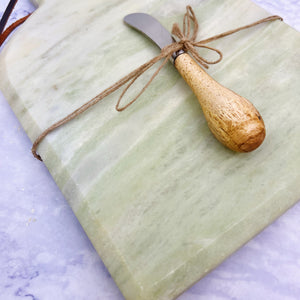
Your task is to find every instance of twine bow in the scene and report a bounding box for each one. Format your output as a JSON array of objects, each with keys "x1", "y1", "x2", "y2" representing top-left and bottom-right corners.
[
  {"x1": 171, "y1": 6, "x2": 223, "y2": 69},
  {"x1": 31, "y1": 6, "x2": 282, "y2": 160}
]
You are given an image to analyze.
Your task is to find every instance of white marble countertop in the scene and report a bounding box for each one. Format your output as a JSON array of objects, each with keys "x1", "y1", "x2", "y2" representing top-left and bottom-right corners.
[{"x1": 0, "y1": 0, "x2": 299, "y2": 299}]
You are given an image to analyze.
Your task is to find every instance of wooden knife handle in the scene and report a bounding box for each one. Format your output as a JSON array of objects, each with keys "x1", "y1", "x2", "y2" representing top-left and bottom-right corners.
[{"x1": 174, "y1": 53, "x2": 265, "y2": 152}]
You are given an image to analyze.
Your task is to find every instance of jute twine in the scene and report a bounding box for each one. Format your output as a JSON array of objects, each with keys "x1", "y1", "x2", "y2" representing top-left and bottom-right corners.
[{"x1": 25, "y1": 6, "x2": 281, "y2": 161}]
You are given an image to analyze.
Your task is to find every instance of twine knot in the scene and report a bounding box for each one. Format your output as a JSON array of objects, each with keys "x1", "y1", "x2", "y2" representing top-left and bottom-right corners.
[
  {"x1": 170, "y1": 6, "x2": 223, "y2": 69},
  {"x1": 31, "y1": 5, "x2": 282, "y2": 161}
]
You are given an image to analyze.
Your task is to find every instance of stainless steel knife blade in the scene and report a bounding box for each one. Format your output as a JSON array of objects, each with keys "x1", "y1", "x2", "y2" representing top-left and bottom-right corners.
[{"x1": 124, "y1": 13, "x2": 175, "y2": 50}]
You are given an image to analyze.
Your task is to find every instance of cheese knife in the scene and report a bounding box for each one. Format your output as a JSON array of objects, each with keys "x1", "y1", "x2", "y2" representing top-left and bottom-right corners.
[{"x1": 124, "y1": 12, "x2": 266, "y2": 152}]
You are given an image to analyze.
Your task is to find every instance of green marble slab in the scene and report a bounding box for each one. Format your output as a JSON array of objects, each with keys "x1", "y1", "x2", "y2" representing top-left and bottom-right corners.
[{"x1": 1, "y1": 0, "x2": 300, "y2": 299}]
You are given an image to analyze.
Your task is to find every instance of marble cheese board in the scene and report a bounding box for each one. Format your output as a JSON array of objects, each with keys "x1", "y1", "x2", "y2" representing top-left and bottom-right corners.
[{"x1": 0, "y1": 0, "x2": 300, "y2": 299}]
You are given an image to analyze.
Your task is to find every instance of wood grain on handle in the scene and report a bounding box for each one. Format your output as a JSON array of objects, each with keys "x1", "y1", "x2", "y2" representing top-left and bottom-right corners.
[{"x1": 174, "y1": 53, "x2": 265, "y2": 152}]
